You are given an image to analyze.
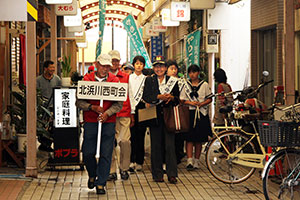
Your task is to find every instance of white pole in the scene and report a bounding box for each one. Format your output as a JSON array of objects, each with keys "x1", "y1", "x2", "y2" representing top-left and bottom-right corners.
[{"x1": 96, "y1": 99, "x2": 104, "y2": 159}]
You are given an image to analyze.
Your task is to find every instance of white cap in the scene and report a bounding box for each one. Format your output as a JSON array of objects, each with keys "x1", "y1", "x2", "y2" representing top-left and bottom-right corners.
[
  {"x1": 108, "y1": 50, "x2": 121, "y2": 60},
  {"x1": 97, "y1": 54, "x2": 112, "y2": 66}
]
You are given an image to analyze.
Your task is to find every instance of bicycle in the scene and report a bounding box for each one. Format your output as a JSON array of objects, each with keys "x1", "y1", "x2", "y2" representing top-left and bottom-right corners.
[
  {"x1": 261, "y1": 104, "x2": 300, "y2": 200},
  {"x1": 205, "y1": 79, "x2": 274, "y2": 184}
]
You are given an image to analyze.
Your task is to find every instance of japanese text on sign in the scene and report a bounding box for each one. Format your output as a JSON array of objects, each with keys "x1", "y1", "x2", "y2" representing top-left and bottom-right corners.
[
  {"x1": 171, "y1": 2, "x2": 191, "y2": 22},
  {"x1": 77, "y1": 81, "x2": 128, "y2": 101},
  {"x1": 54, "y1": 88, "x2": 77, "y2": 128},
  {"x1": 55, "y1": 148, "x2": 78, "y2": 158},
  {"x1": 55, "y1": 0, "x2": 77, "y2": 16}
]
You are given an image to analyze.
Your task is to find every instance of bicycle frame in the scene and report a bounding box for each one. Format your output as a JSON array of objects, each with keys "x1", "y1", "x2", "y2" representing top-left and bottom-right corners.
[{"x1": 211, "y1": 124, "x2": 271, "y2": 169}]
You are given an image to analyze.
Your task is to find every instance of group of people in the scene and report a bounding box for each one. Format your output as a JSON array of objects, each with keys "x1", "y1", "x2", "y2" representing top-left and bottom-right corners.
[{"x1": 37, "y1": 50, "x2": 231, "y2": 195}]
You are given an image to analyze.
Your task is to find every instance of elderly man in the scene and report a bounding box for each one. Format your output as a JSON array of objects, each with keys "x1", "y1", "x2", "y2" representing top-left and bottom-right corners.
[
  {"x1": 76, "y1": 54, "x2": 123, "y2": 195},
  {"x1": 107, "y1": 50, "x2": 132, "y2": 181}
]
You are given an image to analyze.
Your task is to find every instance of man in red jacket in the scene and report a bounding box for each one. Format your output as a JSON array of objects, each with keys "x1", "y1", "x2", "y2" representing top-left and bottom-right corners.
[
  {"x1": 76, "y1": 54, "x2": 122, "y2": 195},
  {"x1": 108, "y1": 50, "x2": 132, "y2": 180}
]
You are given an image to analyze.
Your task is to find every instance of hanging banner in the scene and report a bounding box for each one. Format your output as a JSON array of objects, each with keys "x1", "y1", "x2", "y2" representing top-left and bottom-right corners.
[
  {"x1": 186, "y1": 30, "x2": 201, "y2": 67},
  {"x1": 130, "y1": 28, "x2": 143, "y2": 63},
  {"x1": 151, "y1": 34, "x2": 163, "y2": 62},
  {"x1": 123, "y1": 15, "x2": 152, "y2": 68},
  {"x1": 161, "y1": 8, "x2": 180, "y2": 27},
  {"x1": 96, "y1": 0, "x2": 106, "y2": 59}
]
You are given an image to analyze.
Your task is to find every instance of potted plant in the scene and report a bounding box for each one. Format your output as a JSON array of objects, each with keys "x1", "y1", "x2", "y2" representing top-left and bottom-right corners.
[
  {"x1": 7, "y1": 85, "x2": 53, "y2": 153},
  {"x1": 59, "y1": 55, "x2": 72, "y2": 87}
]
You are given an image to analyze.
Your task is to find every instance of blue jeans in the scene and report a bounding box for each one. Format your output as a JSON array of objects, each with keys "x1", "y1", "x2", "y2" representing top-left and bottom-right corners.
[{"x1": 82, "y1": 122, "x2": 115, "y2": 186}]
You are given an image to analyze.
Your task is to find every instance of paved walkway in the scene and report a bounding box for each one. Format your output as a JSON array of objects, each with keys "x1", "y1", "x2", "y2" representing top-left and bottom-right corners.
[{"x1": 16, "y1": 156, "x2": 266, "y2": 200}]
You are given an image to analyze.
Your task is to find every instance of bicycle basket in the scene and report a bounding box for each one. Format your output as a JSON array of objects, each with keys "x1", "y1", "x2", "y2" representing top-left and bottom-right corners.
[{"x1": 258, "y1": 120, "x2": 300, "y2": 147}]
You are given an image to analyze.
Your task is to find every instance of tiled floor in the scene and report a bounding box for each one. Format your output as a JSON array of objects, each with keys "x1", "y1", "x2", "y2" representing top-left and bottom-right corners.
[{"x1": 17, "y1": 156, "x2": 267, "y2": 200}]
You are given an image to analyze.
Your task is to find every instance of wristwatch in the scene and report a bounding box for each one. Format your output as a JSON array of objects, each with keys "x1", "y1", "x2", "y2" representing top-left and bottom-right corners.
[{"x1": 88, "y1": 104, "x2": 92, "y2": 111}]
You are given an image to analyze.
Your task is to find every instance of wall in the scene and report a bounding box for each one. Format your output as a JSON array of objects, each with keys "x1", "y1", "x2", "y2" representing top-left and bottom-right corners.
[
  {"x1": 219, "y1": 0, "x2": 251, "y2": 91},
  {"x1": 251, "y1": 0, "x2": 277, "y2": 30}
]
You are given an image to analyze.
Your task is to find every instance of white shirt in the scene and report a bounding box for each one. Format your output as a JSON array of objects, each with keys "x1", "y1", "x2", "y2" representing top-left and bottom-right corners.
[
  {"x1": 129, "y1": 72, "x2": 146, "y2": 114},
  {"x1": 180, "y1": 81, "x2": 211, "y2": 115}
]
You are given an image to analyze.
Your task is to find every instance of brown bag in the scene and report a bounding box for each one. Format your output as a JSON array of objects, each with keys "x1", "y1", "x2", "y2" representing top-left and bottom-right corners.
[{"x1": 163, "y1": 104, "x2": 190, "y2": 133}]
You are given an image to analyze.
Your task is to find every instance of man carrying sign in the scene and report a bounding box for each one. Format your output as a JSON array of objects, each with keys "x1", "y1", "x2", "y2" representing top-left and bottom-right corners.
[{"x1": 76, "y1": 54, "x2": 122, "y2": 195}]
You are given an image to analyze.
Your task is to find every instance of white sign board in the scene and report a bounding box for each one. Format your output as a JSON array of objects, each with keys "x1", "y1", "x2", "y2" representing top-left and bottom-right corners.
[
  {"x1": 171, "y1": 2, "x2": 190, "y2": 22},
  {"x1": 54, "y1": 88, "x2": 77, "y2": 128},
  {"x1": 161, "y1": 9, "x2": 180, "y2": 27},
  {"x1": 206, "y1": 34, "x2": 219, "y2": 53},
  {"x1": 145, "y1": 24, "x2": 159, "y2": 37},
  {"x1": 190, "y1": 0, "x2": 215, "y2": 9},
  {"x1": 0, "y1": 0, "x2": 26, "y2": 21},
  {"x1": 77, "y1": 81, "x2": 128, "y2": 101},
  {"x1": 46, "y1": 0, "x2": 72, "y2": 4},
  {"x1": 55, "y1": 0, "x2": 77, "y2": 16},
  {"x1": 152, "y1": 17, "x2": 167, "y2": 32},
  {"x1": 68, "y1": 25, "x2": 84, "y2": 32},
  {"x1": 64, "y1": 9, "x2": 82, "y2": 27}
]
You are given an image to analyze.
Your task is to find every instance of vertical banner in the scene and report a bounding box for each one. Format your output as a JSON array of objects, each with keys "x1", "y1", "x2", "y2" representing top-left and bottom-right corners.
[
  {"x1": 123, "y1": 15, "x2": 152, "y2": 68},
  {"x1": 151, "y1": 34, "x2": 163, "y2": 62},
  {"x1": 96, "y1": 0, "x2": 106, "y2": 59},
  {"x1": 186, "y1": 30, "x2": 201, "y2": 67},
  {"x1": 130, "y1": 28, "x2": 143, "y2": 63}
]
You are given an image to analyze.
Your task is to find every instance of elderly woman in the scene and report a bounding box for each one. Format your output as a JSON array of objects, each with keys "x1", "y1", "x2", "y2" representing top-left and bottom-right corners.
[{"x1": 142, "y1": 56, "x2": 179, "y2": 184}]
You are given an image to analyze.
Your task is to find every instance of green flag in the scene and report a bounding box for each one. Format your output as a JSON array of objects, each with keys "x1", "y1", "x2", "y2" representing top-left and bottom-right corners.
[
  {"x1": 186, "y1": 30, "x2": 201, "y2": 67},
  {"x1": 123, "y1": 15, "x2": 152, "y2": 68},
  {"x1": 95, "y1": 0, "x2": 106, "y2": 59}
]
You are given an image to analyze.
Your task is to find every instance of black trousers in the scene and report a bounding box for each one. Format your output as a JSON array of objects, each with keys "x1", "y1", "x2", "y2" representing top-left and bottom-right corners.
[
  {"x1": 130, "y1": 113, "x2": 146, "y2": 165},
  {"x1": 149, "y1": 120, "x2": 177, "y2": 179}
]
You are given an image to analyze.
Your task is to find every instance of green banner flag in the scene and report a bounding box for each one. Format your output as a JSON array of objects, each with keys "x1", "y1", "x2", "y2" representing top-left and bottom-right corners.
[
  {"x1": 186, "y1": 30, "x2": 201, "y2": 67},
  {"x1": 129, "y1": 28, "x2": 143, "y2": 63},
  {"x1": 95, "y1": 0, "x2": 106, "y2": 59},
  {"x1": 123, "y1": 15, "x2": 152, "y2": 68}
]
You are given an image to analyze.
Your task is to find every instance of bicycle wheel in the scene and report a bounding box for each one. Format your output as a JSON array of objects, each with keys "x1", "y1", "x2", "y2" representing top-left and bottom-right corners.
[
  {"x1": 206, "y1": 131, "x2": 256, "y2": 184},
  {"x1": 263, "y1": 148, "x2": 300, "y2": 200}
]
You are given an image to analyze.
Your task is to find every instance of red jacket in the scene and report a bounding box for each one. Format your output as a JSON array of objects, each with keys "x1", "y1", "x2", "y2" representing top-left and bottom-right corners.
[
  {"x1": 83, "y1": 72, "x2": 120, "y2": 123},
  {"x1": 116, "y1": 70, "x2": 131, "y2": 117}
]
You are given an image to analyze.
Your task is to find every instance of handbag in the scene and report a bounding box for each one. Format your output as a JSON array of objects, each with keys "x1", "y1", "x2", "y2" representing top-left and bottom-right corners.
[{"x1": 163, "y1": 104, "x2": 190, "y2": 133}]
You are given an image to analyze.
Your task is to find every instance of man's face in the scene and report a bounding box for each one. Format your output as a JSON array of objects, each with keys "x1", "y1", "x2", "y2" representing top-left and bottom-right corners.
[
  {"x1": 45, "y1": 64, "x2": 55, "y2": 75},
  {"x1": 96, "y1": 62, "x2": 110, "y2": 78},
  {"x1": 111, "y1": 58, "x2": 120, "y2": 72},
  {"x1": 167, "y1": 65, "x2": 178, "y2": 77},
  {"x1": 153, "y1": 64, "x2": 167, "y2": 77}
]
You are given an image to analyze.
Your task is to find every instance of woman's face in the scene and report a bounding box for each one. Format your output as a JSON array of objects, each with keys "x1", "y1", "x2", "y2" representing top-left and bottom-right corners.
[
  {"x1": 189, "y1": 71, "x2": 200, "y2": 81},
  {"x1": 153, "y1": 64, "x2": 167, "y2": 77},
  {"x1": 167, "y1": 65, "x2": 178, "y2": 77},
  {"x1": 134, "y1": 60, "x2": 144, "y2": 74}
]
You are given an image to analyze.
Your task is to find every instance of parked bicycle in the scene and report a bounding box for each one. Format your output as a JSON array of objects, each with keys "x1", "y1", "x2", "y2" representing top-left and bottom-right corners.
[
  {"x1": 261, "y1": 103, "x2": 300, "y2": 200},
  {"x1": 205, "y1": 77, "x2": 274, "y2": 184}
]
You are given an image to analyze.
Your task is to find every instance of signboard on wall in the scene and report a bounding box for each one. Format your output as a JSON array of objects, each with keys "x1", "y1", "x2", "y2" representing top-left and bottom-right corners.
[
  {"x1": 64, "y1": 9, "x2": 82, "y2": 27},
  {"x1": 152, "y1": 17, "x2": 167, "y2": 32},
  {"x1": 151, "y1": 34, "x2": 163, "y2": 62},
  {"x1": 206, "y1": 34, "x2": 219, "y2": 53},
  {"x1": 145, "y1": 23, "x2": 159, "y2": 36},
  {"x1": 55, "y1": 0, "x2": 77, "y2": 16},
  {"x1": 161, "y1": 8, "x2": 180, "y2": 27},
  {"x1": 171, "y1": 2, "x2": 191, "y2": 22},
  {"x1": 54, "y1": 88, "x2": 77, "y2": 128}
]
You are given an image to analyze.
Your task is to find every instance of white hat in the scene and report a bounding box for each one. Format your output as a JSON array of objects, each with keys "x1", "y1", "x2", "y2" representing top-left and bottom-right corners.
[
  {"x1": 108, "y1": 50, "x2": 121, "y2": 60},
  {"x1": 97, "y1": 54, "x2": 112, "y2": 66}
]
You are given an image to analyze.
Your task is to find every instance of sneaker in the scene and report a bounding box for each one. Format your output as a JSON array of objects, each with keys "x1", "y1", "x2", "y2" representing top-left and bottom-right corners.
[
  {"x1": 193, "y1": 159, "x2": 200, "y2": 169},
  {"x1": 87, "y1": 177, "x2": 95, "y2": 189},
  {"x1": 120, "y1": 170, "x2": 129, "y2": 180},
  {"x1": 186, "y1": 158, "x2": 194, "y2": 171},
  {"x1": 96, "y1": 185, "x2": 106, "y2": 195},
  {"x1": 107, "y1": 173, "x2": 117, "y2": 181},
  {"x1": 136, "y1": 164, "x2": 143, "y2": 171}
]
